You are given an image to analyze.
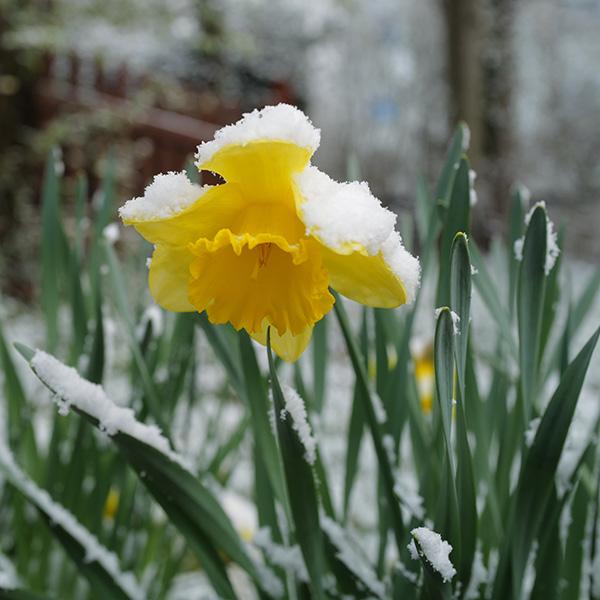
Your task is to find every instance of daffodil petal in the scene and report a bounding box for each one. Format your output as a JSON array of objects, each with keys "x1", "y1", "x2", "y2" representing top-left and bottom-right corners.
[
  {"x1": 321, "y1": 231, "x2": 420, "y2": 308},
  {"x1": 294, "y1": 166, "x2": 420, "y2": 307},
  {"x1": 120, "y1": 172, "x2": 244, "y2": 245},
  {"x1": 188, "y1": 229, "x2": 334, "y2": 337},
  {"x1": 195, "y1": 104, "x2": 320, "y2": 174},
  {"x1": 148, "y1": 244, "x2": 195, "y2": 312},
  {"x1": 250, "y1": 321, "x2": 313, "y2": 363}
]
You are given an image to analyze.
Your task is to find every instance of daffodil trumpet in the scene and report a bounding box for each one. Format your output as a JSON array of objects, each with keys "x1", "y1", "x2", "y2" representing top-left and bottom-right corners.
[{"x1": 120, "y1": 104, "x2": 420, "y2": 361}]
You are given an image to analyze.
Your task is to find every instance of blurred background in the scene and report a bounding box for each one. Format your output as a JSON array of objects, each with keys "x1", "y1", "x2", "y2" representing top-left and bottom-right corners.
[{"x1": 1, "y1": 0, "x2": 599, "y2": 303}]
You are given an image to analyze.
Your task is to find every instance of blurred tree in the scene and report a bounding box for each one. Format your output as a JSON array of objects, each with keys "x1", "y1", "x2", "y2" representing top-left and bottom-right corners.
[{"x1": 442, "y1": 0, "x2": 516, "y2": 223}]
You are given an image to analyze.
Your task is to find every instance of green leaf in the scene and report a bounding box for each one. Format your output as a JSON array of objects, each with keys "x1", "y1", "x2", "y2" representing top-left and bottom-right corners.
[
  {"x1": 238, "y1": 331, "x2": 289, "y2": 517},
  {"x1": 435, "y1": 122, "x2": 468, "y2": 204},
  {"x1": 449, "y1": 234, "x2": 477, "y2": 588},
  {"x1": 517, "y1": 205, "x2": 548, "y2": 421},
  {"x1": 312, "y1": 317, "x2": 328, "y2": 412},
  {"x1": 433, "y1": 308, "x2": 461, "y2": 569},
  {"x1": 436, "y1": 158, "x2": 471, "y2": 307},
  {"x1": 492, "y1": 326, "x2": 600, "y2": 600},
  {"x1": 333, "y1": 294, "x2": 406, "y2": 554},
  {"x1": 266, "y1": 329, "x2": 326, "y2": 599},
  {"x1": 19, "y1": 348, "x2": 272, "y2": 599},
  {"x1": 507, "y1": 185, "x2": 528, "y2": 315},
  {"x1": 0, "y1": 451, "x2": 142, "y2": 600}
]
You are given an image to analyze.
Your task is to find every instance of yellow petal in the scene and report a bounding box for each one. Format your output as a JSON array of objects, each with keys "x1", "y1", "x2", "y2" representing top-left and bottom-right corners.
[
  {"x1": 250, "y1": 321, "x2": 313, "y2": 362},
  {"x1": 320, "y1": 230, "x2": 421, "y2": 308},
  {"x1": 122, "y1": 179, "x2": 245, "y2": 246},
  {"x1": 148, "y1": 244, "x2": 195, "y2": 312},
  {"x1": 188, "y1": 229, "x2": 334, "y2": 338},
  {"x1": 293, "y1": 166, "x2": 420, "y2": 307},
  {"x1": 196, "y1": 103, "x2": 319, "y2": 180},
  {"x1": 199, "y1": 140, "x2": 312, "y2": 222}
]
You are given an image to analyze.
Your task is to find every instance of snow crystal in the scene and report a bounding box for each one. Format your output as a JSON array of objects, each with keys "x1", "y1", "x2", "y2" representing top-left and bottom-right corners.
[
  {"x1": 137, "y1": 304, "x2": 164, "y2": 338},
  {"x1": 434, "y1": 308, "x2": 460, "y2": 335},
  {"x1": 102, "y1": 223, "x2": 120, "y2": 244},
  {"x1": 383, "y1": 434, "x2": 397, "y2": 465},
  {"x1": 469, "y1": 169, "x2": 478, "y2": 206},
  {"x1": 296, "y1": 166, "x2": 396, "y2": 255},
  {"x1": 524, "y1": 417, "x2": 541, "y2": 448},
  {"x1": 394, "y1": 474, "x2": 425, "y2": 520},
  {"x1": 0, "y1": 553, "x2": 19, "y2": 590},
  {"x1": 195, "y1": 104, "x2": 320, "y2": 167},
  {"x1": 321, "y1": 516, "x2": 386, "y2": 598},
  {"x1": 221, "y1": 490, "x2": 257, "y2": 541},
  {"x1": 514, "y1": 238, "x2": 524, "y2": 262},
  {"x1": 0, "y1": 442, "x2": 144, "y2": 599},
  {"x1": 254, "y1": 527, "x2": 308, "y2": 582},
  {"x1": 119, "y1": 172, "x2": 204, "y2": 221},
  {"x1": 408, "y1": 527, "x2": 456, "y2": 583},
  {"x1": 295, "y1": 166, "x2": 420, "y2": 303},
  {"x1": 461, "y1": 123, "x2": 471, "y2": 152},
  {"x1": 465, "y1": 550, "x2": 488, "y2": 599},
  {"x1": 372, "y1": 392, "x2": 387, "y2": 424},
  {"x1": 30, "y1": 350, "x2": 192, "y2": 471},
  {"x1": 514, "y1": 201, "x2": 560, "y2": 275},
  {"x1": 380, "y1": 231, "x2": 421, "y2": 304},
  {"x1": 279, "y1": 384, "x2": 316, "y2": 464}
]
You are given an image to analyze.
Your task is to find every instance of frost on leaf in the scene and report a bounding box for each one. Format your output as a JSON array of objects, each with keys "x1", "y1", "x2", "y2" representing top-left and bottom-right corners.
[{"x1": 408, "y1": 526, "x2": 457, "y2": 583}]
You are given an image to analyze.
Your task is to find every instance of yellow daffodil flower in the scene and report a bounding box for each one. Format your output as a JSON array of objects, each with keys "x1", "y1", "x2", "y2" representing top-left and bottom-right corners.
[
  {"x1": 411, "y1": 338, "x2": 434, "y2": 414},
  {"x1": 120, "y1": 104, "x2": 420, "y2": 361}
]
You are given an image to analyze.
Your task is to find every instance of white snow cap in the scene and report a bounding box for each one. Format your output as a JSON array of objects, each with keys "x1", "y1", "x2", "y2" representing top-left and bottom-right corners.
[
  {"x1": 408, "y1": 527, "x2": 457, "y2": 583},
  {"x1": 279, "y1": 384, "x2": 317, "y2": 464},
  {"x1": 296, "y1": 166, "x2": 420, "y2": 303},
  {"x1": 434, "y1": 307, "x2": 461, "y2": 335},
  {"x1": 514, "y1": 201, "x2": 560, "y2": 275},
  {"x1": 296, "y1": 166, "x2": 396, "y2": 256},
  {"x1": 119, "y1": 171, "x2": 204, "y2": 221},
  {"x1": 195, "y1": 103, "x2": 320, "y2": 167},
  {"x1": 30, "y1": 350, "x2": 192, "y2": 471}
]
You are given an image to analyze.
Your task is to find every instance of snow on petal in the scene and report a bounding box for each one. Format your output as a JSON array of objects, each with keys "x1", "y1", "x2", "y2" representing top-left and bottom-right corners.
[
  {"x1": 409, "y1": 527, "x2": 457, "y2": 583},
  {"x1": 195, "y1": 104, "x2": 320, "y2": 168},
  {"x1": 295, "y1": 165, "x2": 397, "y2": 256},
  {"x1": 381, "y1": 231, "x2": 421, "y2": 304},
  {"x1": 119, "y1": 171, "x2": 205, "y2": 221}
]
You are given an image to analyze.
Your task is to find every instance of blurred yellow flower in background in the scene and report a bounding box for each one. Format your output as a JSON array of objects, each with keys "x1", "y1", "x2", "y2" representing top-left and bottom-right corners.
[
  {"x1": 120, "y1": 104, "x2": 420, "y2": 361},
  {"x1": 103, "y1": 488, "x2": 120, "y2": 520},
  {"x1": 411, "y1": 338, "x2": 434, "y2": 414}
]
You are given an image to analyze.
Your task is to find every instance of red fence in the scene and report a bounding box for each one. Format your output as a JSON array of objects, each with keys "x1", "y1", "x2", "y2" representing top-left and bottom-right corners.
[{"x1": 33, "y1": 52, "x2": 295, "y2": 188}]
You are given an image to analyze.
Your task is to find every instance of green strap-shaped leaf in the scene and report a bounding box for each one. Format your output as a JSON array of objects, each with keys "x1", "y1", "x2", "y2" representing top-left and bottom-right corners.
[
  {"x1": 435, "y1": 122, "x2": 469, "y2": 205},
  {"x1": 17, "y1": 346, "x2": 274, "y2": 600},
  {"x1": 449, "y1": 234, "x2": 477, "y2": 589},
  {"x1": 507, "y1": 185, "x2": 528, "y2": 315},
  {"x1": 266, "y1": 330, "x2": 326, "y2": 599},
  {"x1": 436, "y1": 157, "x2": 471, "y2": 307},
  {"x1": 0, "y1": 450, "x2": 143, "y2": 600},
  {"x1": 492, "y1": 326, "x2": 600, "y2": 599},
  {"x1": 517, "y1": 204, "x2": 548, "y2": 422},
  {"x1": 238, "y1": 331, "x2": 290, "y2": 520},
  {"x1": 333, "y1": 294, "x2": 407, "y2": 555},
  {"x1": 433, "y1": 308, "x2": 460, "y2": 570}
]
